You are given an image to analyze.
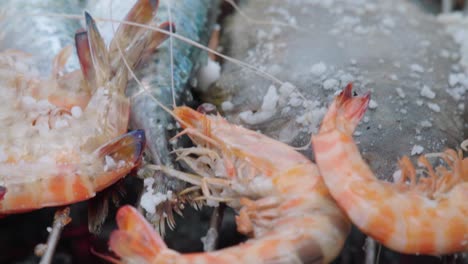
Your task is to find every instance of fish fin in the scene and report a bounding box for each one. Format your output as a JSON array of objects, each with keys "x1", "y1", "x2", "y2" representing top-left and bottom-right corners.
[
  {"x1": 75, "y1": 28, "x2": 96, "y2": 89},
  {"x1": 85, "y1": 11, "x2": 111, "y2": 87},
  {"x1": 109, "y1": 205, "x2": 168, "y2": 262},
  {"x1": 109, "y1": 0, "x2": 160, "y2": 66},
  {"x1": 320, "y1": 83, "x2": 370, "y2": 135}
]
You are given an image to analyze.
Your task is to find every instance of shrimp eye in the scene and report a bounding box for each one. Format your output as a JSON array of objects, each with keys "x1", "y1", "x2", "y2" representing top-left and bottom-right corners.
[{"x1": 197, "y1": 103, "x2": 217, "y2": 115}]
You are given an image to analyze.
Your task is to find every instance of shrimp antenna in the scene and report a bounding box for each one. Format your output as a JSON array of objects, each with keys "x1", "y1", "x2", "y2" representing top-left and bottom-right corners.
[
  {"x1": 32, "y1": 10, "x2": 314, "y2": 120},
  {"x1": 166, "y1": 2, "x2": 176, "y2": 107},
  {"x1": 31, "y1": 13, "x2": 297, "y2": 93}
]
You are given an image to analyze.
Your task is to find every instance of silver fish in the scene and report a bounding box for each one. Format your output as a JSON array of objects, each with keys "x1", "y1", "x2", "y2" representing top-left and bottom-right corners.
[
  {"x1": 87, "y1": 0, "x2": 221, "y2": 231},
  {"x1": 130, "y1": 0, "x2": 221, "y2": 232},
  {"x1": 0, "y1": 0, "x2": 85, "y2": 72}
]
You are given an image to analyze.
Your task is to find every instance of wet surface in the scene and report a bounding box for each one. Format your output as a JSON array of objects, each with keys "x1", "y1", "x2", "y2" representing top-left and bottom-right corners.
[
  {"x1": 212, "y1": 0, "x2": 464, "y2": 180},
  {"x1": 203, "y1": 0, "x2": 467, "y2": 263}
]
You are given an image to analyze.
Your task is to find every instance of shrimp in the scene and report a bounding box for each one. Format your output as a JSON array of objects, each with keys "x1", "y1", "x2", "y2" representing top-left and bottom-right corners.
[
  {"x1": 312, "y1": 84, "x2": 468, "y2": 255},
  {"x1": 107, "y1": 98, "x2": 358, "y2": 263},
  {"x1": 0, "y1": 0, "x2": 170, "y2": 214}
]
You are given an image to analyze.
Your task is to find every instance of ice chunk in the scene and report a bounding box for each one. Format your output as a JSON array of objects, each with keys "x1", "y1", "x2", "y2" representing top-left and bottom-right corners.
[
  {"x1": 420, "y1": 85, "x2": 435, "y2": 99},
  {"x1": 197, "y1": 59, "x2": 221, "y2": 92},
  {"x1": 310, "y1": 62, "x2": 327, "y2": 76},
  {"x1": 323, "y1": 79, "x2": 338, "y2": 90},
  {"x1": 410, "y1": 64, "x2": 425, "y2": 73},
  {"x1": 411, "y1": 145, "x2": 424, "y2": 156},
  {"x1": 71, "y1": 106, "x2": 82, "y2": 118}
]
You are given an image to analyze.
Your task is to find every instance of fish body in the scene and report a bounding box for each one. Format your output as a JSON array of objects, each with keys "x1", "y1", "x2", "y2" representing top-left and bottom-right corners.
[
  {"x1": 89, "y1": 0, "x2": 221, "y2": 227},
  {"x1": 130, "y1": 0, "x2": 221, "y2": 222},
  {"x1": 0, "y1": 0, "x2": 85, "y2": 72}
]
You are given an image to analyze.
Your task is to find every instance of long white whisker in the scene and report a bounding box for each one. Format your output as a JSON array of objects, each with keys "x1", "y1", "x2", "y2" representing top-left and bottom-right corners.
[
  {"x1": 32, "y1": 13, "x2": 285, "y2": 86},
  {"x1": 100, "y1": 6, "x2": 189, "y2": 128},
  {"x1": 166, "y1": 2, "x2": 176, "y2": 107}
]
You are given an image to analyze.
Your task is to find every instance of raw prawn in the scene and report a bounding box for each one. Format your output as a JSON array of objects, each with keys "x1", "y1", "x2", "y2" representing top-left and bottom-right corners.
[
  {"x1": 0, "y1": 0, "x2": 170, "y2": 214},
  {"x1": 107, "y1": 100, "x2": 359, "y2": 263},
  {"x1": 312, "y1": 84, "x2": 468, "y2": 255}
]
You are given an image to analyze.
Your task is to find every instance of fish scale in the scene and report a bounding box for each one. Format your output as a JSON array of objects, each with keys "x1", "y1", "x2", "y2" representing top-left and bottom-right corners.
[{"x1": 124, "y1": 0, "x2": 221, "y2": 227}]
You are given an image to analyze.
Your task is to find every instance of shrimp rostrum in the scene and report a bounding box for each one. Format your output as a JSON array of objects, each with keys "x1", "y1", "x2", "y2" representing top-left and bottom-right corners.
[
  {"x1": 107, "y1": 102, "x2": 360, "y2": 263},
  {"x1": 312, "y1": 83, "x2": 468, "y2": 255},
  {"x1": 0, "y1": 0, "x2": 173, "y2": 214}
]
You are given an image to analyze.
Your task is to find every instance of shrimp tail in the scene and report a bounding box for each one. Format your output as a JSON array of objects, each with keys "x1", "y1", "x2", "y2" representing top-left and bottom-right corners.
[
  {"x1": 109, "y1": 205, "x2": 175, "y2": 263},
  {"x1": 75, "y1": 28, "x2": 96, "y2": 88},
  {"x1": 92, "y1": 130, "x2": 146, "y2": 190},
  {"x1": 109, "y1": 0, "x2": 160, "y2": 56},
  {"x1": 108, "y1": 0, "x2": 174, "y2": 70},
  {"x1": 136, "y1": 22, "x2": 176, "y2": 68},
  {"x1": 84, "y1": 11, "x2": 111, "y2": 86},
  {"x1": 319, "y1": 83, "x2": 371, "y2": 135},
  {"x1": 95, "y1": 130, "x2": 146, "y2": 162}
]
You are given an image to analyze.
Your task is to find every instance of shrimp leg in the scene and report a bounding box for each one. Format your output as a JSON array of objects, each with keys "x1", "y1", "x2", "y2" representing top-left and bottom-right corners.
[{"x1": 107, "y1": 105, "x2": 353, "y2": 263}]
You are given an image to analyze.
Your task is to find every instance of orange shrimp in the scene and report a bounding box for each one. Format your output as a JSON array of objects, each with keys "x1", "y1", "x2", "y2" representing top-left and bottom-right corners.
[
  {"x1": 0, "y1": 0, "x2": 171, "y2": 214},
  {"x1": 107, "y1": 101, "x2": 359, "y2": 263},
  {"x1": 312, "y1": 84, "x2": 468, "y2": 255}
]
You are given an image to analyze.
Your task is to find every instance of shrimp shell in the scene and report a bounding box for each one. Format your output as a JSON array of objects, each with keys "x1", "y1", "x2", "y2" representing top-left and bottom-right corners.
[
  {"x1": 0, "y1": 0, "x2": 165, "y2": 214},
  {"x1": 312, "y1": 84, "x2": 468, "y2": 255},
  {"x1": 108, "y1": 104, "x2": 352, "y2": 264}
]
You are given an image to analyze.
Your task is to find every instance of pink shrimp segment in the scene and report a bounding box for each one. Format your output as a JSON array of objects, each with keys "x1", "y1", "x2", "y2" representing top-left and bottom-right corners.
[
  {"x1": 312, "y1": 85, "x2": 468, "y2": 255},
  {"x1": 0, "y1": 0, "x2": 167, "y2": 214},
  {"x1": 108, "y1": 103, "x2": 352, "y2": 264}
]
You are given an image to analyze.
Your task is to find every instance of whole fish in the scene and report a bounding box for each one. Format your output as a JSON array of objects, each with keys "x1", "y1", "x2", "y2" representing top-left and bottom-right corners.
[
  {"x1": 132, "y1": 0, "x2": 221, "y2": 232},
  {"x1": 88, "y1": 0, "x2": 221, "y2": 231},
  {"x1": 0, "y1": 0, "x2": 85, "y2": 72}
]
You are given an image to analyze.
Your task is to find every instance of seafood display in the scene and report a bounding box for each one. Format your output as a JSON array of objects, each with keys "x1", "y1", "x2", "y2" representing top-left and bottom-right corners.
[
  {"x1": 313, "y1": 86, "x2": 468, "y2": 255},
  {"x1": 0, "y1": 0, "x2": 159, "y2": 214},
  {"x1": 107, "y1": 104, "x2": 352, "y2": 263},
  {"x1": 0, "y1": 0, "x2": 468, "y2": 263}
]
